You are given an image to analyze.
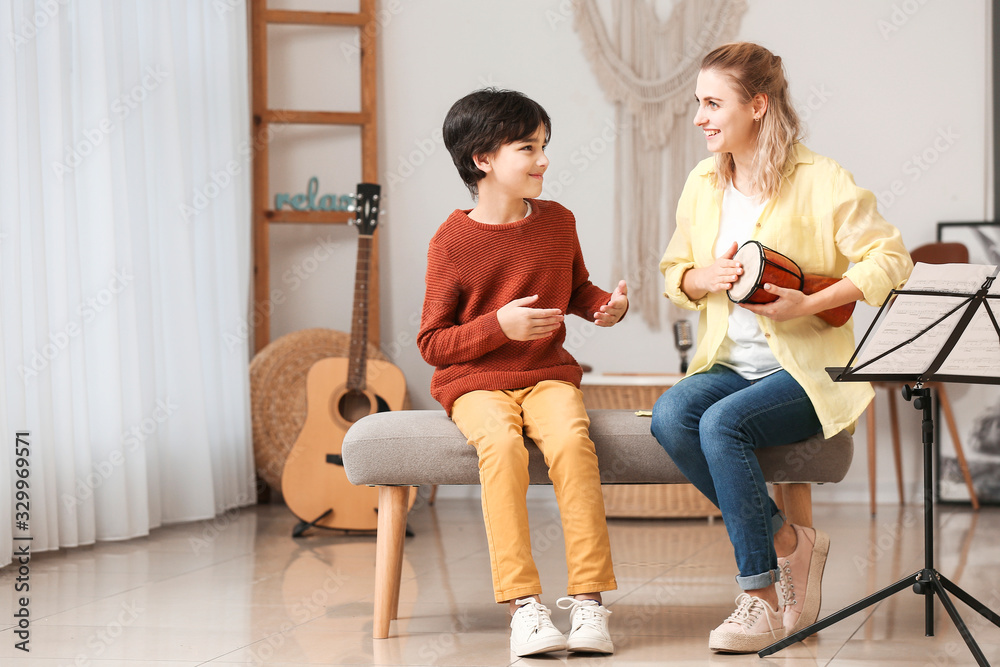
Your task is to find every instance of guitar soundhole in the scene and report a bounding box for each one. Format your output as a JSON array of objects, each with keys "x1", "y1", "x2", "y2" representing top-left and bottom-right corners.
[{"x1": 337, "y1": 390, "x2": 374, "y2": 424}]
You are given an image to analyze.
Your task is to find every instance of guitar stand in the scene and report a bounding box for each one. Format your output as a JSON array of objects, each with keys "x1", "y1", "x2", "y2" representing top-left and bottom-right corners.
[
  {"x1": 291, "y1": 510, "x2": 333, "y2": 538},
  {"x1": 760, "y1": 386, "x2": 1000, "y2": 665},
  {"x1": 291, "y1": 508, "x2": 415, "y2": 539},
  {"x1": 292, "y1": 508, "x2": 416, "y2": 538}
]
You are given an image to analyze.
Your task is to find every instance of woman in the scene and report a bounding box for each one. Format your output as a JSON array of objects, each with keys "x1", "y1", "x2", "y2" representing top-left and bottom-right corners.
[{"x1": 651, "y1": 42, "x2": 912, "y2": 654}]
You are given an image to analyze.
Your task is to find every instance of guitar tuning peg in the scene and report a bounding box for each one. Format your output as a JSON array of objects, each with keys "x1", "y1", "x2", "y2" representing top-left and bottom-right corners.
[
  {"x1": 372, "y1": 194, "x2": 380, "y2": 201},
  {"x1": 346, "y1": 205, "x2": 356, "y2": 212},
  {"x1": 379, "y1": 209, "x2": 387, "y2": 216}
]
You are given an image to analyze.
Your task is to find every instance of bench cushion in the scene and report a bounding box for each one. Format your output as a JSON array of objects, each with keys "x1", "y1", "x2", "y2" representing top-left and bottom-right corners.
[{"x1": 342, "y1": 409, "x2": 852, "y2": 487}]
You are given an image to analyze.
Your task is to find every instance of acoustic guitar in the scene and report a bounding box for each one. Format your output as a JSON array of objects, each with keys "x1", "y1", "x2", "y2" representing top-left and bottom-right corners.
[{"x1": 281, "y1": 183, "x2": 410, "y2": 534}]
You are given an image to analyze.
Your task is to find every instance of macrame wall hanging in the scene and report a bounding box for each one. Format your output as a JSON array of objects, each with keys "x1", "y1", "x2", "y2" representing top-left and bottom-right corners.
[{"x1": 573, "y1": 0, "x2": 747, "y2": 330}]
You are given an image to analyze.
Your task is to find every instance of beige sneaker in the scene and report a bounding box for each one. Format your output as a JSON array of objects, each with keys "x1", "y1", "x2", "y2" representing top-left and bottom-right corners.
[
  {"x1": 709, "y1": 593, "x2": 784, "y2": 653},
  {"x1": 777, "y1": 524, "x2": 830, "y2": 634}
]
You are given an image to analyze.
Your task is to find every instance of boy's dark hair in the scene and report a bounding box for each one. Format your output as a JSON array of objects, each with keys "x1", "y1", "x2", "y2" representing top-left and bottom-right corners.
[{"x1": 443, "y1": 88, "x2": 551, "y2": 198}]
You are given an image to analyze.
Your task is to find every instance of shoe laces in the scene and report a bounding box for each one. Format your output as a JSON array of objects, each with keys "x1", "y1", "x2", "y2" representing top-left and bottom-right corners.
[
  {"x1": 724, "y1": 593, "x2": 768, "y2": 629},
  {"x1": 556, "y1": 597, "x2": 611, "y2": 631},
  {"x1": 778, "y1": 560, "x2": 797, "y2": 607},
  {"x1": 513, "y1": 598, "x2": 558, "y2": 632}
]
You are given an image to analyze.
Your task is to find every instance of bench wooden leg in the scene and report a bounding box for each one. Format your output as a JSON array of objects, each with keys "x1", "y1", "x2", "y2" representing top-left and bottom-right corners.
[
  {"x1": 374, "y1": 485, "x2": 409, "y2": 639},
  {"x1": 390, "y1": 506, "x2": 406, "y2": 621},
  {"x1": 775, "y1": 483, "x2": 813, "y2": 528}
]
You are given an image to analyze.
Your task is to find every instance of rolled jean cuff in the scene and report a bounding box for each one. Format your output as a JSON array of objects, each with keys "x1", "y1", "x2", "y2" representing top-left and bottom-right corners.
[{"x1": 736, "y1": 567, "x2": 782, "y2": 591}]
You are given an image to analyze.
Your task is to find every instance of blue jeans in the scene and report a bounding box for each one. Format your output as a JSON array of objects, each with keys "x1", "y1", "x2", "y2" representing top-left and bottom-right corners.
[{"x1": 650, "y1": 366, "x2": 822, "y2": 590}]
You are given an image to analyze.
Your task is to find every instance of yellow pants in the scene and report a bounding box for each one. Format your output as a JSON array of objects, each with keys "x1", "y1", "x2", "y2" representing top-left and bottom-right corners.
[{"x1": 451, "y1": 380, "x2": 617, "y2": 603}]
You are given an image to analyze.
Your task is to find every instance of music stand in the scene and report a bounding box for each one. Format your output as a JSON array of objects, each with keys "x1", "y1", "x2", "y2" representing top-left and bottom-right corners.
[{"x1": 760, "y1": 266, "x2": 1000, "y2": 665}]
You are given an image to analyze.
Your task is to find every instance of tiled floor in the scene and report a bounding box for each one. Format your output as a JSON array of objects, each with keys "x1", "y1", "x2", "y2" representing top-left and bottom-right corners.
[{"x1": 1, "y1": 492, "x2": 999, "y2": 666}]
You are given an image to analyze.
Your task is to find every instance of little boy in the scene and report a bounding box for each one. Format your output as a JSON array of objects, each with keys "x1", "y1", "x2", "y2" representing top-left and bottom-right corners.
[{"x1": 417, "y1": 88, "x2": 628, "y2": 657}]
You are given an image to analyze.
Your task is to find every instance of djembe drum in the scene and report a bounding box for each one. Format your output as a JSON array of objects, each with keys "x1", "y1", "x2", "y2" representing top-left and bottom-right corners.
[{"x1": 727, "y1": 240, "x2": 854, "y2": 327}]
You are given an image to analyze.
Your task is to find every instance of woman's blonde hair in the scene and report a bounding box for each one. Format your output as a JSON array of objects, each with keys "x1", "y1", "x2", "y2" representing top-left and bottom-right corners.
[{"x1": 701, "y1": 42, "x2": 802, "y2": 201}]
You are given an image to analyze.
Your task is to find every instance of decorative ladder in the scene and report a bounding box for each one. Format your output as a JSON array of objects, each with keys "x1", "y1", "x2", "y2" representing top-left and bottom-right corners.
[{"x1": 250, "y1": 0, "x2": 380, "y2": 353}]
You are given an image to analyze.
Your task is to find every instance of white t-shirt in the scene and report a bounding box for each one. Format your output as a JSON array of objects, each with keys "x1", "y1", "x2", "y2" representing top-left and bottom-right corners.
[{"x1": 714, "y1": 183, "x2": 781, "y2": 380}]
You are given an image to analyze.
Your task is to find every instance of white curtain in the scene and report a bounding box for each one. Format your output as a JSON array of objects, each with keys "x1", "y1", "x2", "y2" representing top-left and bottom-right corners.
[{"x1": 0, "y1": 0, "x2": 256, "y2": 568}]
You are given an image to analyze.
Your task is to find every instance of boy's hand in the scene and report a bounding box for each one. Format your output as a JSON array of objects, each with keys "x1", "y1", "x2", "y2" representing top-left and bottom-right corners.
[
  {"x1": 497, "y1": 295, "x2": 565, "y2": 341},
  {"x1": 595, "y1": 280, "x2": 628, "y2": 327}
]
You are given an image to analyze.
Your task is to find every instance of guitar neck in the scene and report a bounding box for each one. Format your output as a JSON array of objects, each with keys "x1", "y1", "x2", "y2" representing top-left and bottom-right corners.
[{"x1": 347, "y1": 234, "x2": 373, "y2": 391}]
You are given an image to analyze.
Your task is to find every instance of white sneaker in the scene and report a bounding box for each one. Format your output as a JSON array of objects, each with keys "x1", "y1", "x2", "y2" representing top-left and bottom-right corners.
[
  {"x1": 509, "y1": 598, "x2": 567, "y2": 657},
  {"x1": 556, "y1": 597, "x2": 614, "y2": 654},
  {"x1": 708, "y1": 593, "x2": 784, "y2": 654}
]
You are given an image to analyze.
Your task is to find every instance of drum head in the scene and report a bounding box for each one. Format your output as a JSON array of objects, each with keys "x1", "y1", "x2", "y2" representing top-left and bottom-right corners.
[{"x1": 728, "y1": 241, "x2": 764, "y2": 303}]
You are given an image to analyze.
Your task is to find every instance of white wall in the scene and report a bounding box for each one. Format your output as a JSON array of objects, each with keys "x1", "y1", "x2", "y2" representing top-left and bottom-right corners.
[{"x1": 265, "y1": 0, "x2": 991, "y2": 503}]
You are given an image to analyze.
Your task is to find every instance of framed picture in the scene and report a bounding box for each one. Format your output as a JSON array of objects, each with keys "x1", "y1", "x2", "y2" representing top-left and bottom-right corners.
[{"x1": 934, "y1": 221, "x2": 1000, "y2": 504}]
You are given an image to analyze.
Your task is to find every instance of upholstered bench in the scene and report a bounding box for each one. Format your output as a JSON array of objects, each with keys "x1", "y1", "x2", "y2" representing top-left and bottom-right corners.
[{"x1": 342, "y1": 409, "x2": 853, "y2": 639}]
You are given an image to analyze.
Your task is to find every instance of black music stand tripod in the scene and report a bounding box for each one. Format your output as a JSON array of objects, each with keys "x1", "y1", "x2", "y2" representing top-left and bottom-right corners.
[{"x1": 760, "y1": 273, "x2": 1000, "y2": 665}]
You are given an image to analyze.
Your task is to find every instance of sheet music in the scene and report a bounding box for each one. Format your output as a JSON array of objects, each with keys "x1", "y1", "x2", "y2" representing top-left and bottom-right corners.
[
  {"x1": 936, "y1": 301, "x2": 1000, "y2": 375},
  {"x1": 902, "y1": 262, "x2": 1000, "y2": 295},
  {"x1": 853, "y1": 262, "x2": 1000, "y2": 375}
]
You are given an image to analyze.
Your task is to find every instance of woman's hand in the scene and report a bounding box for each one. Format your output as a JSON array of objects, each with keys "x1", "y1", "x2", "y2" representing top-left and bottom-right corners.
[
  {"x1": 739, "y1": 283, "x2": 811, "y2": 321},
  {"x1": 681, "y1": 242, "x2": 742, "y2": 300},
  {"x1": 741, "y1": 277, "x2": 864, "y2": 322}
]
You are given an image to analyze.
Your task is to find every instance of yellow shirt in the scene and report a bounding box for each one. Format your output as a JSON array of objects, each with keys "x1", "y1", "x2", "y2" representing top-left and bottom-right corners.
[{"x1": 660, "y1": 144, "x2": 913, "y2": 438}]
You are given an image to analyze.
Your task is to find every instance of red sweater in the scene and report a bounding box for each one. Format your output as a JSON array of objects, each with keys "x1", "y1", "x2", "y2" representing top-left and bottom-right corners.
[{"x1": 418, "y1": 199, "x2": 616, "y2": 414}]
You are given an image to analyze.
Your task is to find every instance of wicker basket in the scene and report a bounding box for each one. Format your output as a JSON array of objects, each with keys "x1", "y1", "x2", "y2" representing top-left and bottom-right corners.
[
  {"x1": 249, "y1": 328, "x2": 400, "y2": 496},
  {"x1": 580, "y1": 374, "x2": 721, "y2": 519}
]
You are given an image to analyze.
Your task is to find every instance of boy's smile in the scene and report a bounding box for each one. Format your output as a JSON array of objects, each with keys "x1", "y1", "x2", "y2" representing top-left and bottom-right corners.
[{"x1": 477, "y1": 124, "x2": 549, "y2": 202}]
